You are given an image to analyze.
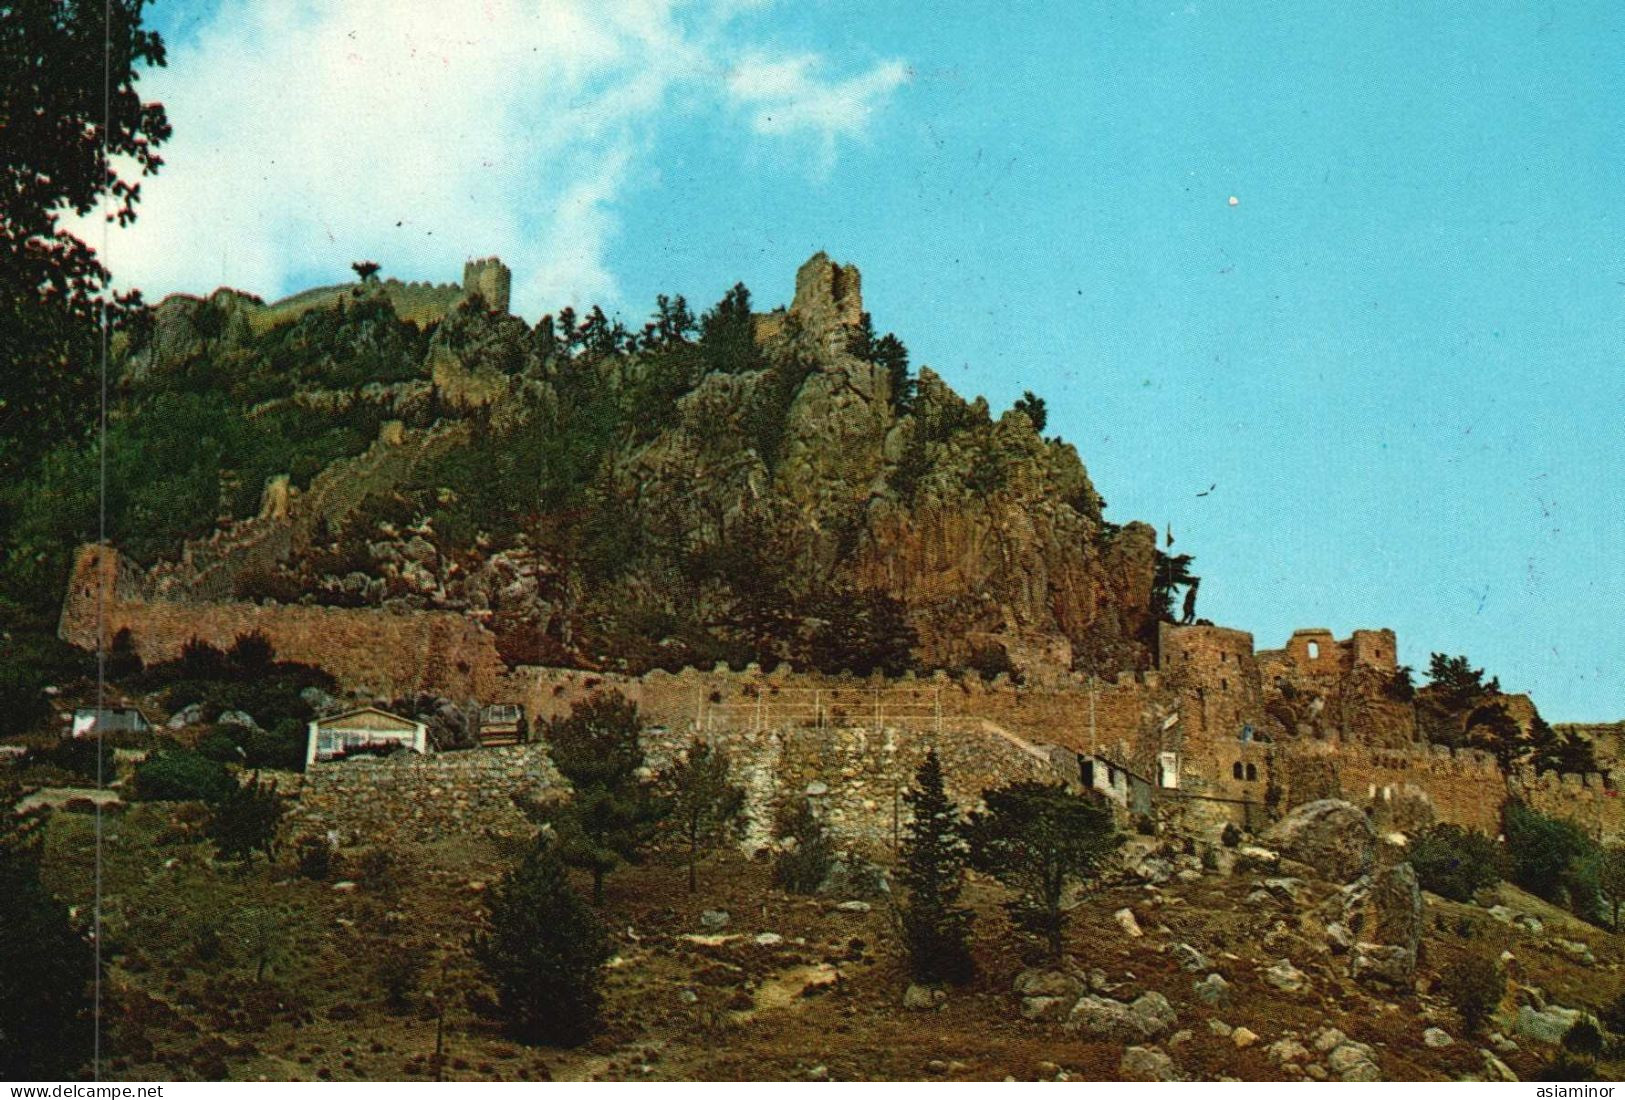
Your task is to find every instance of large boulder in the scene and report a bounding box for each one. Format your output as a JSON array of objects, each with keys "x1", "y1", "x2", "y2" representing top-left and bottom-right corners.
[
  {"x1": 1065, "y1": 992, "x2": 1177, "y2": 1042},
  {"x1": 1264, "y1": 799, "x2": 1374, "y2": 883},
  {"x1": 1335, "y1": 861, "x2": 1424, "y2": 989}
]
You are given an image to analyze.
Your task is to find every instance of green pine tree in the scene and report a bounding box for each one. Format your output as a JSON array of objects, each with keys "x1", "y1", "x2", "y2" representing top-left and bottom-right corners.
[
  {"x1": 665, "y1": 739, "x2": 746, "y2": 893},
  {"x1": 532, "y1": 692, "x2": 666, "y2": 904},
  {"x1": 968, "y1": 781, "x2": 1119, "y2": 961},
  {"x1": 896, "y1": 750, "x2": 975, "y2": 984},
  {"x1": 475, "y1": 839, "x2": 611, "y2": 1047}
]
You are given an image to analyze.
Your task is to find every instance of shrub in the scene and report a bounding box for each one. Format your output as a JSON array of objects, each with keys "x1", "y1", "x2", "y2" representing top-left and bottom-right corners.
[
  {"x1": 1410, "y1": 823, "x2": 1503, "y2": 901},
  {"x1": 475, "y1": 839, "x2": 610, "y2": 1046},
  {"x1": 1601, "y1": 991, "x2": 1625, "y2": 1037},
  {"x1": 0, "y1": 826, "x2": 96, "y2": 1079},
  {"x1": 208, "y1": 774, "x2": 284, "y2": 863},
  {"x1": 295, "y1": 836, "x2": 337, "y2": 881},
  {"x1": 1220, "y1": 823, "x2": 1243, "y2": 848},
  {"x1": 1503, "y1": 801, "x2": 1603, "y2": 920},
  {"x1": 1440, "y1": 951, "x2": 1505, "y2": 1034},
  {"x1": 772, "y1": 798, "x2": 834, "y2": 895},
  {"x1": 133, "y1": 748, "x2": 235, "y2": 803},
  {"x1": 1563, "y1": 1018, "x2": 1604, "y2": 1059},
  {"x1": 22, "y1": 738, "x2": 114, "y2": 783}
]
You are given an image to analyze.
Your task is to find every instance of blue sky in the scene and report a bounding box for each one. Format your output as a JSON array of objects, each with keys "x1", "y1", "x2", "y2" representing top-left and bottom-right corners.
[{"x1": 120, "y1": 1, "x2": 1623, "y2": 720}]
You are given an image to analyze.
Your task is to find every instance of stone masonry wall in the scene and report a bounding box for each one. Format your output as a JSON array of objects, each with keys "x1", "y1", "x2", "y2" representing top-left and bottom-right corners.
[{"x1": 293, "y1": 717, "x2": 1060, "y2": 854}]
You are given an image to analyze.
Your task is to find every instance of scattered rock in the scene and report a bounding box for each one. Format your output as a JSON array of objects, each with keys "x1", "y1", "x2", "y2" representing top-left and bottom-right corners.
[
  {"x1": 1263, "y1": 799, "x2": 1375, "y2": 883},
  {"x1": 332, "y1": 881, "x2": 359, "y2": 893},
  {"x1": 1193, "y1": 973, "x2": 1231, "y2": 1007},
  {"x1": 1515, "y1": 1003, "x2": 1583, "y2": 1045},
  {"x1": 1311, "y1": 1027, "x2": 1347, "y2": 1053},
  {"x1": 1551, "y1": 938, "x2": 1597, "y2": 967},
  {"x1": 753, "y1": 932, "x2": 784, "y2": 947},
  {"x1": 1327, "y1": 1040, "x2": 1381, "y2": 1081},
  {"x1": 167, "y1": 702, "x2": 206, "y2": 729},
  {"x1": 1325, "y1": 921, "x2": 1353, "y2": 953},
  {"x1": 1114, "y1": 908, "x2": 1143, "y2": 938},
  {"x1": 806, "y1": 1064, "x2": 828, "y2": 1081},
  {"x1": 1480, "y1": 1051, "x2": 1517, "y2": 1082},
  {"x1": 903, "y1": 983, "x2": 946, "y2": 1012},
  {"x1": 678, "y1": 989, "x2": 699, "y2": 1005},
  {"x1": 1207, "y1": 1018, "x2": 1233, "y2": 1038},
  {"x1": 1234, "y1": 846, "x2": 1281, "y2": 873},
  {"x1": 1263, "y1": 877, "x2": 1305, "y2": 902},
  {"x1": 1423, "y1": 1027, "x2": 1453, "y2": 1049},
  {"x1": 1304, "y1": 1064, "x2": 1328, "y2": 1081},
  {"x1": 1268, "y1": 1038, "x2": 1310, "y2": 1064},
  {"x1": 1231, "y1": 1026, "x2": 1259, "y2": 1049},
  {"x1": 835, "y1": 900, "x2": 872, "y2": 914},
  {"x1": 700, "y1": 909, "x2": 730, "y2": 930},
  {"x1": 1119, "y1": 1046, "x2": 1181, "y2": 1082},
  {"x1": 1264, "y1": 958, "x2": 1308, "y2": 993},
  {"x1": 1021, "y1": 996, "x2": 1069, "y2": 1022},
  {"x1": 218, "y1": 709, "x2": 260, "y2": 730},
  {"x1": 1013, "y1": 969, "x2": 1083, "y2": 999},
  {"x1": 1171, "y1": 943, "x2": 1210, "y2": 972},
  {"x1": 1067, "y1": 992, "x2": 1176, "y2": 1042}
]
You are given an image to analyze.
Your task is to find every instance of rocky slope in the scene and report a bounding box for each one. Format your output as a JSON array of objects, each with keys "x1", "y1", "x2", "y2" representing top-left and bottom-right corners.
[{"x1": 108, "y1": 253, "x2": 1161, "y2": 681}]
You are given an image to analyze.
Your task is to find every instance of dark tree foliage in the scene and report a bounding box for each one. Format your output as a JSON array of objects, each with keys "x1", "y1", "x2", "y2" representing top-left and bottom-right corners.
[
  {"x1": 207, "y1": 773, "x2": 284, "y2": 863},
  {"x1": 967, "y1": 781, "x2": 1118, "y2": 961},
  {"x1": 0, "y1": 813, "x2": 96, "y2": 1079},
  {"x1": 0, "y1": 0, "x2": 170, "y2": 488},
  {"x1": 1385, "y1": 665, "x2": 1417, "y2": 703},
  {"x1": 698, "y1": 282, "x2": 762, "y2": 375},
  {"x1": 664, "y1": 739, "x2": 746, "y2": 893},
  {"x1": 1599, "y1": 845, "x2": 1625, "y2": 930},
  {"x1": 133, "y1": 746, "x2": 234, "y2": 802},
  {"x1": 896, "y1": 751, "x2": 975, "y2": 985},
  {"x1": 849, "y1": 312, "x2": 913, "y2": 411},
  {"x1": 1464, "y1": 702, "x2": 1525, "y2": 772},
  {"x1": 1012, "y1": 390, "x2": 1047, "y2": 433},
  {"x1": 1426, "y1": 653, "x2": 1500, "y2": 711},
  {"x1": 1149, "y1": 550, "x2": 1198, "y2": 623},
  {"x1": 351, "y1": 260, "x2": 380, "y2": 281},
  {"x1": 772, "y1": 797, "x2": 834, "y2": 894},
  {"x1": 475, "y1": 839, "x2": 611, "y2": 1047},
  {"x1": 806, "y1": 587, "x2": 918, "y2": 677},
  {"x1": 1408, "y1": 823, "x2": 1503, "y2": 901},
  {"x1": 1502, "y1": 800, "x2": 1603, "y2": 921},
  {"x1": 530, "y1": 691, "x2": 666, "y2": 903},
  {"x1": 1440, "y1": 951, "x2": 1504, "y2": 1035}
]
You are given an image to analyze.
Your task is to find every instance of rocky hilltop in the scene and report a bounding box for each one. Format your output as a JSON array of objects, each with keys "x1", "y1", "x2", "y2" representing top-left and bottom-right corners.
[{"x1": 101, "y1": 253, "x2": 1161, "y2": 681}]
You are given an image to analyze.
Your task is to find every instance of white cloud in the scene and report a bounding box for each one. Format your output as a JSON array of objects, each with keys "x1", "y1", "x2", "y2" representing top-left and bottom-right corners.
[{"x1": 79, "y1": 0, "x2": 905, "y2": 317}]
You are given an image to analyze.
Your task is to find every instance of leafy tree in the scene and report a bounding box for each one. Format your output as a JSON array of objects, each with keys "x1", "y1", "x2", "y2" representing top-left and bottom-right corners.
[
  {"x1": 531, "y1": 692, "x2": 666, "y2": 903},
  {"x1": 698, "y1": 282, "x2": 761, "y2": 375},
  {"x1": 772, "y1": 797, "x2": 834, "y2": 894},
  {"x1": 896, "y1": 750, "x2": 975, "y2": 985},
  {"x1": 1599, "y1": 845, "x2": 1625, "y2": 929},
  {"x1": 1465, "y1": 702, "x2": 1525, "y2": 771},
  {"x1": 1409, "y1": 823, "x2": 1503, "y2": 901},
  {"x1": 351, "y1": 260, "x2": 381, "y2": 281},
  {"x1": 0, "y1": 0, "x2": 171, "y2": 489},
  {"x1": 475, "y1": 838, "x2": 610, "y2": 1047},
  {"x1": 1426, "y1": 653, "x2": 1499, "y2": 710},
  {"x1": 967, "y1": 781, "x2": 1119, "y2": 961},
  {"x1": 1385, "y1": 665, "x2": 1417, "y2": 703},
  {"x1": 1149, "y1": 550, "x2": 1198, "y2": 624},
  {"x1": 207, "y1": 773, "x2": 283, "y2": 863},
  {"x1": 1012, "y1": 390, "x2": 1047, "y2": 432},
  {"x1": 1502, "y1": 800, "x2": 1602, "y2": 919},
  {"x1": 0, "y1": 804, "x2": 95, "y2": 1079},
  {"x1": 849, "y1": 312, "x2": 912, "y2": 410},
  {"x1": 1440, "y1": 950, "x2": 1504, "y2": 1034},
  {"x1": 664, "y1": 739, "x2": 746, "y2": 892}
]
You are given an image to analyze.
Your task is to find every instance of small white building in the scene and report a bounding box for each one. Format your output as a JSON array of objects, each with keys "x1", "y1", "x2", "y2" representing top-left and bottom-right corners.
[
  {"x1": 69, "y1": 706, "x2": 152, "y2": 740},
  {"x1": 306, "y1": 706, "x2": 429, "y2": 766}
]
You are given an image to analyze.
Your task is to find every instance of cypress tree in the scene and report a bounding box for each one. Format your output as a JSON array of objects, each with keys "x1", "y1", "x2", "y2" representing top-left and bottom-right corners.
[
  {"x1": 896, "y1": 750, "x2": 975, "y2": 984},
  {"x1": 476, "y1": 839, "x2": 611, "y2": 1047}
]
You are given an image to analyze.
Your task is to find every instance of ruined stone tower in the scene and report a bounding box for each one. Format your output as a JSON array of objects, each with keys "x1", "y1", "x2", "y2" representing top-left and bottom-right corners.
[
  {"x1": 462, "y1": 257, "x2": 512, "y2": 314},
  {"x1": 791, "y1": 252, "x2": 863, "y2": 332}
]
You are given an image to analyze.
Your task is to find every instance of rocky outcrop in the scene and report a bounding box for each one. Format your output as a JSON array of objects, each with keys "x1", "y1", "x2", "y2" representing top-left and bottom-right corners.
[{"x1": 1264, "y1": 799, "x2": 1375, "y2": 883}]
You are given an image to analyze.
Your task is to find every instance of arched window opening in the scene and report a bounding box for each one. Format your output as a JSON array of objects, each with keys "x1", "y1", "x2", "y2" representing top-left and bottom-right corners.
[
  {"x1": 1245, "y1": 763, "x2": 1258, "y2": 781},
  {"x1": 1232, "y1": 762, "x2": 1244, "y2": 780},
  {"x1": 1307, "y1": 640, "x2": 1320, "y2": 660}
]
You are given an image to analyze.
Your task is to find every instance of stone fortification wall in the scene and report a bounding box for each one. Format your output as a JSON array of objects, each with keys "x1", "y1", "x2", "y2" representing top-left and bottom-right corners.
[
  {"x1": 1510, "y1": 768, "x2": 1625, "y2": 842},
  {"x1": 1281, "y1": 739, "x2": 1504, "y2": 834},
  {"x1": 293, "y1": 717, "x2": 1059, "y2": 853},
  {"x1": 294, "y1": 742, "x2": 559, "y2": 844},
  {"x1": 62, "y1": 545, "x2": 508, "y2": 699}
]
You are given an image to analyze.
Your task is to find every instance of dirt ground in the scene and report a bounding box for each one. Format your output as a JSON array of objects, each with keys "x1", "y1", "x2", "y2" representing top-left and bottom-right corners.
[{"x1": 33, "y1": 802, "x2": 1625, "y2": 1082}]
